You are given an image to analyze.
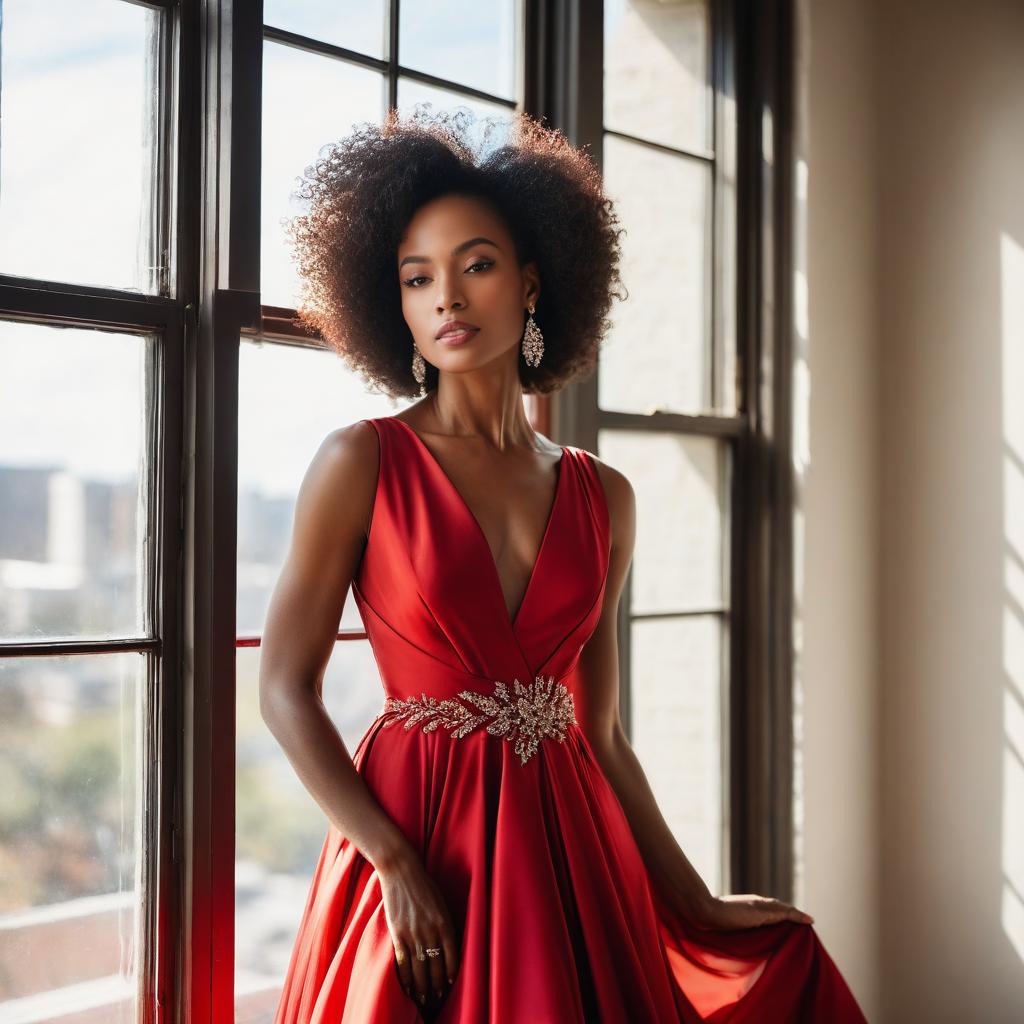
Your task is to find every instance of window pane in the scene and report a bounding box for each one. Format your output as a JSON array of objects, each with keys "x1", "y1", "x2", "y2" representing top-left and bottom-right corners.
[
  {"x1": 396, "y1": 81, "x2": 516, "y2": 158},
  {"x1": 0, "y1": 0, "x2": 162, "y2": 293},
  {"x1": 0, "y1": 321, "x2": 152, "y2": 642},
  {"x1": 237, "y1": 339, "x2": 407, "y2": 637},
  {"x1": 630, "y1": 615, "x2": 724, "y2": 896},
  {"x1": 236, "y1": 338, "x2": 412, "y2": 1016},
  {"x1": 604, "y1": 0, "x2": 711, "y2": 155},
  {"x1": 264, "y1": 0, "x2": 388, "y2": 59},
  {"x1": 598, "y1": 429, "x2": 727, "y2": 615},
  {"x1": 234, "y1": 633, "x2": 387, "y2": 1019},
  {"x1": 234, "y1": 339, "x2": 407, "y2": 1011},
  {"x1": 262, "y1": 42, "x2": 384, "y2": 308},
  {"x1": 717, "y1": 141, "x2": 738, "y2": 415},
  {"x1": 399, "y1": 0, "x2": 520, "y2": 102},
  {"x1": 0, "y1": 652, "x2": 143, "y2": 1023},
  {"x1": 599, "y1": 134, "x2": 712, "y2": 415}
]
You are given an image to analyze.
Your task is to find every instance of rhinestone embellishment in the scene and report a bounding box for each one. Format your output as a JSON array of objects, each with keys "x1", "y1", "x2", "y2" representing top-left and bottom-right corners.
[{"x1": 379, "y1": 674, "x2": 577, "y2": 765}]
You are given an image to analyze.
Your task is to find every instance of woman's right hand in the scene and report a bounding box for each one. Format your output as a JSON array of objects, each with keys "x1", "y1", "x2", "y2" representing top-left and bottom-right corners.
[{"x1": 377, "y1": 848, "x2": 461, "y2": 1009}]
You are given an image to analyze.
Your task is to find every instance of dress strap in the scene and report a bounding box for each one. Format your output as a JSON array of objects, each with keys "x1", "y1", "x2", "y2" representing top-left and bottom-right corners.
[{"x1": 564, "y1": 447, "x2": 611, "y2": 555}]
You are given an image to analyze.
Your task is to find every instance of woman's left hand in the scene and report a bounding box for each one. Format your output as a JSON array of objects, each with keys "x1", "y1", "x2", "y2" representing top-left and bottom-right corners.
[{"x1": 689, "y1": 893, "x2": 815, "y2": 931}]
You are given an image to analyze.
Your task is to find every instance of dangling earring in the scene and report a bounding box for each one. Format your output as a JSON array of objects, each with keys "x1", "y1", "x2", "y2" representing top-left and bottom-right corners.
[
  {"x1": 411, "y1": 342, "x2": 427, "y2": 397},
  {"x1": 521, "y1": 303, "x2": 544, "y2": 368}
]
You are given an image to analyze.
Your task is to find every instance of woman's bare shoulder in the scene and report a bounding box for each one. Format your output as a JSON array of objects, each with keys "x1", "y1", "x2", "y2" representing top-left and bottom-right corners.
[
  {"x1": 576, "y1": 448, "x2": 632, "y2": 498},
  {"x1": 296, "y1": 419, "x2": 381, "y2": 543}
]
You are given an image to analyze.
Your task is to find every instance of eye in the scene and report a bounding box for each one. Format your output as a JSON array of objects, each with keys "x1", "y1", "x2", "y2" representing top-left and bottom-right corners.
[{"x1": 401, "y1": 260, "x2": 493, "y2": 288}]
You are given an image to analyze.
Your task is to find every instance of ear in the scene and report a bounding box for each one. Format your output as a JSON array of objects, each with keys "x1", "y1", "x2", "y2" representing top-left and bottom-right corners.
[{"x1": 521, "y1": 261, "x2": 541, "y2": 308}]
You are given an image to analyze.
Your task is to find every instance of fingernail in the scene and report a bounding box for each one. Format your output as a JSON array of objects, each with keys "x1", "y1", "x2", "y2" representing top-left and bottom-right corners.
[
  {"x1": 435, "y1": 989, "x2": 443, "y2": 999},
  {"x1": 448, "y1": 976, "x2": 454, "y2": 984},
  {"x1": 419, "y1": 993, "x2": 426, "y2": 1004}
]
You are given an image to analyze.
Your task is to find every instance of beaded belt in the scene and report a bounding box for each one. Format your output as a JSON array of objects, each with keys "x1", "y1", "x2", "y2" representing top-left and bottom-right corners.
[{"x1": 379, "y1": 674, "x2": 577, "y2": 765}]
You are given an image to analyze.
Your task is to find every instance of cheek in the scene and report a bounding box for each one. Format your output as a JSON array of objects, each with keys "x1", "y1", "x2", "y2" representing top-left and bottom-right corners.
[
  {"x1": 400, "y1": 289, "x2": 430, "y2": 324},
  {"x1": 476, "y1": 269, "x2": 521, "y2": 312}
]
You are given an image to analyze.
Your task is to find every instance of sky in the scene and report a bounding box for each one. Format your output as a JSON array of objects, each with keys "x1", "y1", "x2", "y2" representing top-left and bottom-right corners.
[{"x1": 0, "y1": 0, "x2": 518, "y2": 493}]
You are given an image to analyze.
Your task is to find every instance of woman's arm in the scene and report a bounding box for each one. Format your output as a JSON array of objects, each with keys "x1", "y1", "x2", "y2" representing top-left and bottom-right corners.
[
  {"x1": 258, "y1": 421, "x2": 409, "y2": 872},
  {"x1": 572, "y1": 459, "x2": 716, "y2": 923},
  {"x1": 576, "y1": 458, "x2": 813, "y2": 931},
  {"x1": 260, "y1": 421, "x2": 465, "y2": 1005}
]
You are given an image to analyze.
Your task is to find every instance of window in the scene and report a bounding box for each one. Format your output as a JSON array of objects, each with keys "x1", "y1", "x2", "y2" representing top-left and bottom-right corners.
[
  {"x1": 554, "y1": 0, "x2": 795, "y2": 900},
  {"x1": 597, "y1": 0, "x2": 735, "y2": 897},
  {"x1": 0, "y1": 1, "x2": 167, "y2": 293},
  {"x1": 0, "y1": 1, "x2": 176, "y2": 1020},
  {"x1": 234, "y1": 6, "x2": 524, "y2": 1019}
]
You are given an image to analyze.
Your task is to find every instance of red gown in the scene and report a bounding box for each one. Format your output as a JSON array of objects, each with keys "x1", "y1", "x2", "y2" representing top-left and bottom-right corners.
[{"x1": 273, "y1": 415, "x2": 868, "y2": 1023}]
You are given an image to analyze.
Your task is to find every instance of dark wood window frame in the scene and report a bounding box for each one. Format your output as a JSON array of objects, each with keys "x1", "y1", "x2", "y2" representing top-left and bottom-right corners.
[
  {"x1": 0, "y1": 1, "x2": 794, "y2": 1019},
  {"x1": 549, "y1": 0, "x2": 798, "y2": 911}
]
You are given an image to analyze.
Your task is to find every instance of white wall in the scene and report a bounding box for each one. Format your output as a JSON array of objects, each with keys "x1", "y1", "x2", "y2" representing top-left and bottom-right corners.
[
  {"x1": 875, "y1": 1, "x2": 1024, "y2": 1020},
  {"x1": 799, "y1": 0, "x2": 1024, "y2": 1020},
  {"x1": 795, "y1": 0, "x2": 882, "y2": 1017}
]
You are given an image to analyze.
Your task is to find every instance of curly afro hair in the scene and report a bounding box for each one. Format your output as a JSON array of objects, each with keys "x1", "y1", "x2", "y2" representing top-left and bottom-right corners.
[{"x1": 285, "y1": 103, "x2": 627, "y2": 399}]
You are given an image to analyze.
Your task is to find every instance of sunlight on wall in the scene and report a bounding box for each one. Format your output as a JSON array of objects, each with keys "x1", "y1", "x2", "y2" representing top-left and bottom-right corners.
[
  {"x1": 791, "y1": 155, "x2": 811, "y2": 908},
  {"x1": 1002, "y1": 229, "x2": 1024, "y2": 964}
]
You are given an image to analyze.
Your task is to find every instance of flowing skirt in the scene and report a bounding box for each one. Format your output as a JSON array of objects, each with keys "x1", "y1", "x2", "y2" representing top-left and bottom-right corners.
[{"x1": 273, "y1": 712, "x2": 867, "y2": 1023}]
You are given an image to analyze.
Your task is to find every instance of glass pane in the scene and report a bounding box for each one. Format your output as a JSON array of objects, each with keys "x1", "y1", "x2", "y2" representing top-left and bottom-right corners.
[
  {"x1": 717, "y1": 136, "x2": 738, "y2": 415},
  {"x1": 234, "y1": 641, "x2": 386, "y2": 1021},
  {"x1": 599, "y1": 134, "x2": 712, "y2": 415},
  {"x1": 0, "y1": 0, "x2": 162, "y2": 293},
  {"x1": 598, "y1": 429, "x2": 727, "y2": 615},
  {"x1": 262, "y1": 42, "x2": 385, "y2": 308},
  {"x1": 396, "y1": 82, "x2": 516, "y2": 160},
  {"x1": 604, "y1": 0, "x2": 711, "y2": 154},
  {"x1": 630, "y1": 615, "x2": 724, "y2": 897},
  {"x1": 0, "y1": 321, "x2": 152, "y2": 642},
  {"x1": 399, "y1": 0, "x2": 520, "y2": 102},
  {"x1": 237, "y1": 338, "x2": 409, "y2": 637},
  {"x1": 264, "y1": 0, "x2": 388, "y2": 59},
  {"x1": 236, "y1": 339, "x2": 411, "y2": 1017},
  {"x1": 0, "y1": 652, "x2": 143, "y2": 1023}
]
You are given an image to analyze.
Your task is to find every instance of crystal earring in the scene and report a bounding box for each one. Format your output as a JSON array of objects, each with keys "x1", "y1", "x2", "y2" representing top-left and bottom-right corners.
[
  {"x1": 521, "y1": 304, "x2": 544, "y2": 368},
  {"x1": 411, "y1": 342, "x2": 427, "y2": 397}
]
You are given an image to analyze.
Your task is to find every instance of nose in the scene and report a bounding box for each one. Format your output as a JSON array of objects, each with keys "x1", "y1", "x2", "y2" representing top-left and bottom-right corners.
[{"x1": 434, "y1": 275, "x2": 466, "y2": 313}]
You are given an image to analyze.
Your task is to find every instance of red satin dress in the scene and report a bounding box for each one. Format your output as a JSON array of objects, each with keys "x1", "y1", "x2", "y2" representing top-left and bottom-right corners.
[{"x1": 273, "y1": 415, "x2": 868, "y2": 1023}]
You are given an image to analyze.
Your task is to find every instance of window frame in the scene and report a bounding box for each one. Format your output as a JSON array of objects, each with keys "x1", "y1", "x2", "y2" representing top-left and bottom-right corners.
[
  {"x1": 0, "y1": 2, "x2": 185, "y2": 1022},
  {"x1": 548, "y1": 0, "x2": 797, "y2": 903}
]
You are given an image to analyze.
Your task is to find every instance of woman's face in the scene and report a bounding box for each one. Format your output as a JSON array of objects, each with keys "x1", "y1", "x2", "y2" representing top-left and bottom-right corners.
[{"x1": 397, "y1": 193, "x2": 539, "y2": 378}]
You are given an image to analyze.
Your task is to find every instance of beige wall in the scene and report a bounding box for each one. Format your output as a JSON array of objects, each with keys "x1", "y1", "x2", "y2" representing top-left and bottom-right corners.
[
  {"x1": 795, "y1": 0, "x2": 882, "y2": 1016},
  {"x1": 876, "y1": 0, "x2": 1024, "y2": 1020},
  {"x1": 799, "y1": 0, "x2": 1024, "y2": 1020}
]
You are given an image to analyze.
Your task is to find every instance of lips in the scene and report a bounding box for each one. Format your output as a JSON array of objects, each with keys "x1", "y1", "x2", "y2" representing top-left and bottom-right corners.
[
  {"x1": 436, "y1": 320, "x2": 479, "y2": 340},
  {"x1": 437, "y1": 329, "x2": 477, "y2": 347}
]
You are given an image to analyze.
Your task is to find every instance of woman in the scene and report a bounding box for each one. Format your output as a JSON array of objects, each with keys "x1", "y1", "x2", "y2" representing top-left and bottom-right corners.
[{"x1": 262, "y1": 105, "x2": 867, "y2": 1023}]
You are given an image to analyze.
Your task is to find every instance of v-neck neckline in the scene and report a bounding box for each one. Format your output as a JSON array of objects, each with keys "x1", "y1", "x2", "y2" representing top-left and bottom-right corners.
[{"x1": 388, "y1": 416, "x2": 568, "y2": 631}]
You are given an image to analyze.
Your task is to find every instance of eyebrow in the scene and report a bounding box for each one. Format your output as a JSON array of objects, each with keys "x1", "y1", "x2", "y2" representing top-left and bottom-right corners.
[{"x1": 398, "y1": 236, "x2": 500, "y2": 269}]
